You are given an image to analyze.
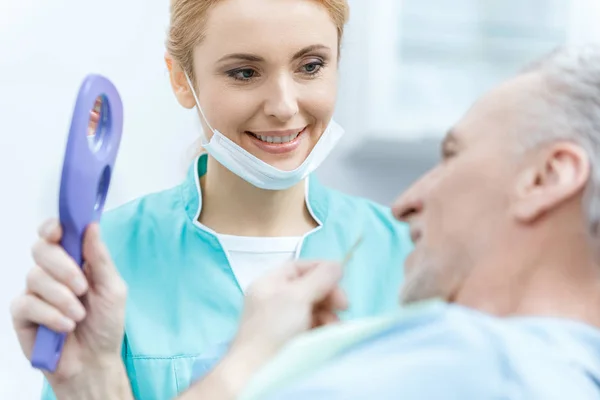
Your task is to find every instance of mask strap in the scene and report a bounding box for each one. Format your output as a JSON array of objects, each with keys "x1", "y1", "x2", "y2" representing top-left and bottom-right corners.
[{"x1": 184, "y1": 72, "x2": 216, "y2": 135}]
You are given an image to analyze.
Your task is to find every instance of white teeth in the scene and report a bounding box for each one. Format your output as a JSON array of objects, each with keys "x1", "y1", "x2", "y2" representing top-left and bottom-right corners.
[{"x1": 254, "y1": 132, "x2": 300, "y2": 144}]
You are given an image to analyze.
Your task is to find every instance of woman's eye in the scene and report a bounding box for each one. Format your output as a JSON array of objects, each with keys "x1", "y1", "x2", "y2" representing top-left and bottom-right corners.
[
  {"x1": 303, "y1": 62, "x2": 323, "y2": 74},
  {"x1": 228, "y1": 68, "x2": 257, "y2": 81}
]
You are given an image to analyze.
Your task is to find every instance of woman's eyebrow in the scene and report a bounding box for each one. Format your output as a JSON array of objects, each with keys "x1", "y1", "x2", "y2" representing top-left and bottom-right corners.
[
  {"x1": 291, "y1": 44, "x2": 331, "y2": 60},
  {"x1": 216, "y1": 44, "x2": 331, "y2": 64},
  {"x1": 217, "y1": 53, "x2": 264, "y2": 63}
]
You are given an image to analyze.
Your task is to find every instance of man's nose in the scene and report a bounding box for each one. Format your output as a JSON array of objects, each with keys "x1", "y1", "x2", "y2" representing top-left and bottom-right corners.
[
  {"x1": 392, "y1": 177, "x2": 427, "y2": 223},
  {"x1": 263, "y1": 74, "x2": 299, "y2": 122}
]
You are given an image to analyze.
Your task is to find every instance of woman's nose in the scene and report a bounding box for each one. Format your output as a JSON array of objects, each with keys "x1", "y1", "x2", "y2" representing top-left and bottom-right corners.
[{"x1": 263, "y1": 75, "x2": 299, "y2": 122}]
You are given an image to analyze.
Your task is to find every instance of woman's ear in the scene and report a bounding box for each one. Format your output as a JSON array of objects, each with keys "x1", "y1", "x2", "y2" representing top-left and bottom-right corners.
[
  {"x1": 165, "y1": 52, "x2": 196, "y2": 109},
  {"x1": 511, "y1": 142, "x2": 590, "y2": 222}
]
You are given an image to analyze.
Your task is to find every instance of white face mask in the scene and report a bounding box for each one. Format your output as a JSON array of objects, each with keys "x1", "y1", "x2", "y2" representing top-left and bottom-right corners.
[{"x1": 184, "y1": 72, "x2": 344, "y2": 191}]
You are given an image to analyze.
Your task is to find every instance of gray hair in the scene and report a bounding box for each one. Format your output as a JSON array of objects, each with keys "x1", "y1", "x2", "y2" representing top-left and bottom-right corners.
[{"x1": 520, "y1": 44, "x2": 600, "y2": 236}]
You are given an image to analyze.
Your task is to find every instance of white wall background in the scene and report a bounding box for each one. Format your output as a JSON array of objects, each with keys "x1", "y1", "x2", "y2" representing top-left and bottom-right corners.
[
  {"x1": 1, "y1": 0, "x2": 599, "y2": 398},
  {"x1": 0, "y1": 1, "x2": 198, "y2": 397}
]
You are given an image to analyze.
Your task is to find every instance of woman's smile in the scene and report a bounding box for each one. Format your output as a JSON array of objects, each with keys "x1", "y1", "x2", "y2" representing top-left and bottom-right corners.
[{"x1": 245, "y1": 127, "x2": 307, "y2": 155}]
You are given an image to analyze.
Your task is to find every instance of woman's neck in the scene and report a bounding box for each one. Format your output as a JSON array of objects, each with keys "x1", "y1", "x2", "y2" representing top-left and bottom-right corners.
[{"x1": 198, "y1": 156, "x2": 318, "y2": 237}]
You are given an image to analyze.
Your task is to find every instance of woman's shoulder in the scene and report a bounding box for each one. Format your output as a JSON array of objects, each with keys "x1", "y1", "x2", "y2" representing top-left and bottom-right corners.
[
  {"x1": 103, "y1": 185, "x2": 182, "y2": 224},
  {"x1": 98, "y1": 185, "x2": 186, "y2": 254},
  {"x1": 320, "y1": 184, "x2": 409, "y2": 238}
]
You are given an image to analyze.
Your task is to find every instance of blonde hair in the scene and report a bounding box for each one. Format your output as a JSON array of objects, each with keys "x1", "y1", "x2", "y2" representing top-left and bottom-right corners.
[{"x1": 167, "y1": 0, "x2": 349, "y2": 80}]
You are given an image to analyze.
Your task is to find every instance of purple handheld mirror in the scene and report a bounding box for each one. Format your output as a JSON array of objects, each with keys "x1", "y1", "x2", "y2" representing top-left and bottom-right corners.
[{"x1": 30, "y1": 74, "x2": 123, "y2": 372}]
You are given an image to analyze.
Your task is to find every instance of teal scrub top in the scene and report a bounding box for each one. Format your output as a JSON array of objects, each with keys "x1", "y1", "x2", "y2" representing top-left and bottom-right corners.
[{"x1": 41, "y1": 154, "x2": 412, "y2": 400}]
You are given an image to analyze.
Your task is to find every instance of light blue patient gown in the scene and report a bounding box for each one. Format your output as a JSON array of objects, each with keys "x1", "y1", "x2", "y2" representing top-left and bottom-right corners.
[{"x1": 256, "y1": 302, "x2": 600, "y2": 399}]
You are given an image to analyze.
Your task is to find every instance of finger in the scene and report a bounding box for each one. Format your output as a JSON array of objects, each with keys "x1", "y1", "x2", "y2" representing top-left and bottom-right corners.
[
  {"x1": 252, "y1": 261, "x2": 318, "y2": 289},
  {"x1": 312, "y1": 288, "x2": 347, "y2": 328},
  {"x1": 294, "y1": 262, "x2": 343, "y2": 303},
  {"x1": 313, "y1": 309, "x2": 339, "y2": 328},
  {"x1": 10, "y1": 294, "x2": 76, "y2": 333},
  {"x1": 320, "y1": 287, "x2": 349, "y2": 312},
  {"x1": 82, "y1": 224, "x2": 126, "y2": 296},
  {"x1": 37, "y1": 218, "x2": 62, "y2": 243},
  {"x1": 319, "y1": 311, "x2": 339, "y2": 326},
  {"x1": 247, "y1": 261, "x2": 321, "y2": 297},
  {"x1": 293, "y1": 261, "x2": 319, "y2": 277},
  {"x1": 26, "y1": 267, "x2": 86, "y2": 322},
  {"x1": 282, "y1": 261, "x2": 319, "y2": 281},
  {"x1": 31, "y1": 240, "x2": 88, "y2": 296}
]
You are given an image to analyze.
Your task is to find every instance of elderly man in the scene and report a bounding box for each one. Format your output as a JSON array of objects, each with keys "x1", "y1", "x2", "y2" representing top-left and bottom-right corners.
[{"x1": 15, "y1": 45, "x2": 600, "y2": 399}]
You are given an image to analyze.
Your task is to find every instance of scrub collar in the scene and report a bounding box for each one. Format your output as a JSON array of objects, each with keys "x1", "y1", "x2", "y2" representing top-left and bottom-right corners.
[{"x1": 180, "y1": 154, "x2": 330, "y2": 229}]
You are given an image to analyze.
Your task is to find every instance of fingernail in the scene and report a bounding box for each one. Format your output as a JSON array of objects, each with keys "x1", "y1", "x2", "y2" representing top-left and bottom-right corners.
[
  {"x1": 68, "y1": 304, "x2": 86, "y2": 321},
  {"x1": 59, "y1": 317, "x2": 75, "y2": 331},
  {"x1": 72, "y1": 276, "x2": 88, "y2": 294}
]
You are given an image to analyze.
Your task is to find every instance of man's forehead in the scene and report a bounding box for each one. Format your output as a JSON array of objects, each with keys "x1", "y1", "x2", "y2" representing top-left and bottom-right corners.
[{"x1": 448, "y1": 72, "x2": 547, "y2": 145}]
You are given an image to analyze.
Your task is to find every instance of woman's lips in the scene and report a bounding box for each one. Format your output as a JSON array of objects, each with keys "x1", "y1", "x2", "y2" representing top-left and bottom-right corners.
[{"x1": 246, "y1": 127, "x2": 307, "y2": 155}]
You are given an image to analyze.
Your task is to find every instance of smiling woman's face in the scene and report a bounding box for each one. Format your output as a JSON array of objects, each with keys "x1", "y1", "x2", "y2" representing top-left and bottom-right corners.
[{"x1": 186, "y1": 0, "x2": 340, "y2": 171}]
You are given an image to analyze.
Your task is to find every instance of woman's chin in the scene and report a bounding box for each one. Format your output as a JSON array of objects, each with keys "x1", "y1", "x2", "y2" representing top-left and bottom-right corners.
[
  {"x1": 245, "y1": 149, "x2": 308, "y2": 171},
  {"x1": 264, "y1": 157, "x2": 307, "y2": 172},
  {"x1": 241, "y1": 138, "x2": 313, "y2": 171}
]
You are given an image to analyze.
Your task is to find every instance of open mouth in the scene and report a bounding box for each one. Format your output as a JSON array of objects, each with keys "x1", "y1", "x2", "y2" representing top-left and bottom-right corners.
[{"x1": 245, "y1": 127, "x2": 306, "y2": 144}]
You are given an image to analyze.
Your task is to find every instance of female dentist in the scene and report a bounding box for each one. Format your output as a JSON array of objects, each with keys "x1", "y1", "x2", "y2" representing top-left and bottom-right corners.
[{"x1": 10, "y1": 0, "x2": 412, "y2": 398}]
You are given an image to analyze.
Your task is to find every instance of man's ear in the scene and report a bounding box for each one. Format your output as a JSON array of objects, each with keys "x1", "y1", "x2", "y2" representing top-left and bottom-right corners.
[
  {"x1": 512, "y1": 141, "x2": 590, "y2": 222},
  {"x1": 165, "y1": 52, "x2": 196, "y2": 109}
]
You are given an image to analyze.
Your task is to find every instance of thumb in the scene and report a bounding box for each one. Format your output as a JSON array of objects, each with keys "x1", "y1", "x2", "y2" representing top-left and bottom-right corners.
[
  {"x1": 294, "y1": 262, "x2": 343, "y2": 304},
  {"x1": 37, "y1": 218, "x2": 62, "y2": 243},
  {"x1": 82, "y1": 223, "x2": 119, "y2": 288}
]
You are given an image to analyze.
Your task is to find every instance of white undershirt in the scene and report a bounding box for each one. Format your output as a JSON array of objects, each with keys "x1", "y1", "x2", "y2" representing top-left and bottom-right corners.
[{"x1": 217, "y1": 234, "x2": 302, "y2": 292}]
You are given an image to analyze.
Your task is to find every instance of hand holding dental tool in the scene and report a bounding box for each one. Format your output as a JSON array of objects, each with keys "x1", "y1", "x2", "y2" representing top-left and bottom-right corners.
[
  {"x1": 228, "y1": 235, "x2": 363, "y2": 358},
  {"x1": 186, "y1": 238, "x2": 364, "y2": 399}
]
